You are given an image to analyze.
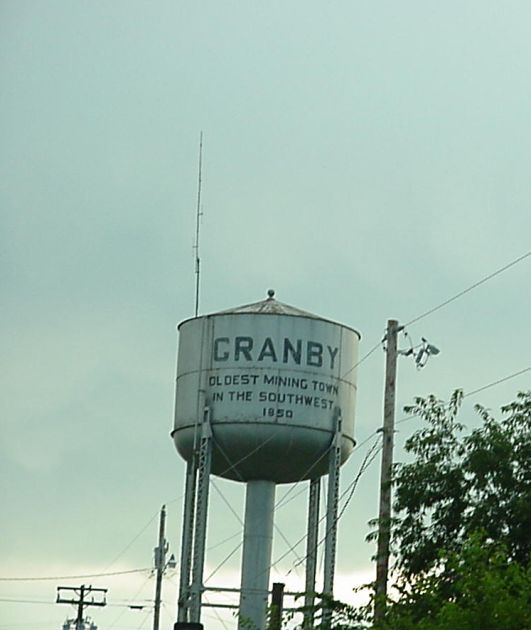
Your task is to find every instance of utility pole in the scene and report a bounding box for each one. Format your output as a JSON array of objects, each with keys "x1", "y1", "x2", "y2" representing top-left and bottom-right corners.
[
  {"x1": 374, "y1": 319, "x2": 401, "y2": 623},
  {"x1": 153, "y1": 504, "x2": 172, "y2": 630},
  {"x1": 268, "y1": 582, "x2": 285, "y2": 630},
  {"x1": 56, "y1": 585, "x2": 107, "y2": 629}
]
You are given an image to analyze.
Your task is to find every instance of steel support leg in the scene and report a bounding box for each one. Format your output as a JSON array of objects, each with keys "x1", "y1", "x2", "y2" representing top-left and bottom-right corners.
[
  {"x1": 303, "y1": 477, "x2": 321, "y2": 628},
  {"x1": 177, "y1": 459, "x2": 197, "y2": 622},
  {"x1": 323, "y1": 410, "x2": 342, "y2": 629},
  {"x1": 189, "y1": 409, "x2": 213, "y2": 624}
]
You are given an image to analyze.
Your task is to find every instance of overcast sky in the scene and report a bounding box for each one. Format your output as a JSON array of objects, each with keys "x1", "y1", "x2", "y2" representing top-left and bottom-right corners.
[{"x1": 2, "y1": 2, "x2": 530, "y2": 629}]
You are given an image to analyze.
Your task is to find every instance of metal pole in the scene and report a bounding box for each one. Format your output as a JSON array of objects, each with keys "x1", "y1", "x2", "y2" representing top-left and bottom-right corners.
[
  {"x1": 76, "y1": 585, "x2": 85, "y2": 630},
  {"x1": 153, "y1": 505, "x2": 167, "y2": 630},
  {"x1": 177, "y1": 459, "x2": 198, "y2": 622},
  {"x1": 268, "y1": 582, "x2": 285, "y2": 630},
  {"x1": 189, "y1": 409, "x2": 213, "y2": 624},
  {"x1": 322, "y1": 409, "x2": 342, "y2": 629},
  {"x1": 238, "y1": 480, "x2": 276, "y2": 630},
  {"x1": 374, "y1": 319, "x2": 400, "y2": 622},
  {"x1": 303, "y1": 478, "x2": 320, "y2": 628}
]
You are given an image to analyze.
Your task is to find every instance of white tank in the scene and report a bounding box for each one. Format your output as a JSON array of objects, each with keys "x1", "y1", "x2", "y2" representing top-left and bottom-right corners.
[{"x1": 172, "y1": 292, "x2": 360, "y2": 483}]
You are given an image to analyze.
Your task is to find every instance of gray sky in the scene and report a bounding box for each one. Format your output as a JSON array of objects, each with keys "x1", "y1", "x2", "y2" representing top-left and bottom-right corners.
[{"x1": 1, "y1": 2, "x2": 530, "y2": 628}]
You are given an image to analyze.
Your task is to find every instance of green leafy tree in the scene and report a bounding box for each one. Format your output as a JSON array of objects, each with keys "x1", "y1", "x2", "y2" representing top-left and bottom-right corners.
[
  {"x1": 391, "y1": 390, "x2": 531, "y2": 580},
  {"x1": 379, "y1": 534, "x2": 531, "y2": 630},
  {"x1": 287, "y1": 392, "x2": 531, "y2": 629}
]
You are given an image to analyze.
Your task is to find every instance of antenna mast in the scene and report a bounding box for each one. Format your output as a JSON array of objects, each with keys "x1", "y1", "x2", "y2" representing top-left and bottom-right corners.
[{"x1": 194, "y1": 132, "x2": 203, "y2": 317}]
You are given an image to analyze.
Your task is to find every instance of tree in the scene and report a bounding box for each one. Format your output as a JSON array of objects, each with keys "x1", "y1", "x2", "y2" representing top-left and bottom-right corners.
[
  {"x1": 379, "y1": 534, "x2": 531, "y2": 630},
  {"x1": 287, "y1": 392, "x2": 531, "y2": 629},
  {"x1": 358, "y1": 389, "x2": 531, "y2": 630},
  {"x1": 391, "y1": 390, "x2": 531, "y2": 580}
]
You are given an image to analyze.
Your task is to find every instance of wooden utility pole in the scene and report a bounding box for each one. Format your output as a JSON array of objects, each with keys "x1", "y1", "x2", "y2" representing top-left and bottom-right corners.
[
  {"x1": 56, "y1": 584, "x2": 107, "y2": 629},
  {"x1": 153, "y1": 505, "x2": 168, "y2": 630},
  {"x1": 374, "y1": 319, "x2": 401, "y2": 623}
]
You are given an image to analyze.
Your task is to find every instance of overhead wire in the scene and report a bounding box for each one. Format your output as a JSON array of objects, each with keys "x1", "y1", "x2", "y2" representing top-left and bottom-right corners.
[
  {"x1": 268, "y1": 437, "x2": 383, "y2": 575},
  {"x1": 338, "y1": 248, "x2": 531, "y2": 381},
  {"x1": 403, "y1": 249, "x2": 531, "y2": 328},
  {"x1": 341, "y1": 340, "x2": 383, "y2": 379},
  {"x1": 274, "y1": 444, "x2": 332, "y2": 510},
  {"x1": 0, "y1": 568, "x2": 150, "y2": 582},
  {"x1": 395, "y1": 365, "x2": 531, "y2": 427},
  {"x1": 0, "y1": 596, "x2": 145, "y2": 609},
  {"x1": 107, "y1": 573, "x2": 154, "y2": 628},
  {"x1": 276, "y1": 439, "x2": 381, "y2": 588},
  {"x1": 274, "y1": 431, "x2": 386, "y2": 515},
  {"x1": 463, "y1": 365, "x2": 531, "y2": 399},
  {"x1": 336, "y1": 439, "x2": 382, "y2": 524},
  {"x1": 102, "y1": 509, "x2": 160, "y2": 573}
]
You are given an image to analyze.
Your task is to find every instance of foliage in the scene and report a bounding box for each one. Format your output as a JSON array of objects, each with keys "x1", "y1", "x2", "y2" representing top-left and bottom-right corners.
[
  {"x1": 377, "y1": 534, "x2": 531, "y2": 630},
  {"x1": 391, "y1": 390, "x2": 531, "y2": 580},
  {"x1": 289, "y1": 593, "x2": 369, "y2": 630},
  {"x1": 282, "y1": 391, "x2": 531, "y2": 629}
]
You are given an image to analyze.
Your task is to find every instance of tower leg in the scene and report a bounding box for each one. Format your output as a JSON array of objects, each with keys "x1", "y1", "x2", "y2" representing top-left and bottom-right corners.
[
  {"x1": 322, "y1": 409, "x2": 342, "y2": 629},
  {"x1": 189, "y1": 409, "x2": 213, "y2": 624},
  {"x1": 238, "y1": 480, "x2": 276, "y2": 630},
  {"x1": 177, "y1": 459, "x2": 197, "y2": 622},
  {"x1": 303, "y1": 478, "x2": 321, "y2": 628}
]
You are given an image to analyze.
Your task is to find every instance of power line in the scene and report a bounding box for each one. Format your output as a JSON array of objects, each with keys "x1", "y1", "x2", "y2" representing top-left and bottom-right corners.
[
  {"x1": 269, "y1": 437, "x2": 383, "y2": 574},
  {"x1": 275, "y1": 432, "x2": 386, "y2": 514},
  {"x1": 102, "y1": 511, "x2": 160, "y2": 573},
  {"x1": 336, "y1": 439, "x2": 382, "y2": 523},
  {"x1": 286, "y1": 439, "x2": 382, "y2": 576},
  {"x1": 339, "y1": 249, "x2": 530, "y2": 381},
  {"x1": 274, "y1": 445, "x2": 332, "y2": 510},
  {"x1": 464, "y1": 366, "x2": 531, "y2": 398},
  {"x1": 0, "y1": 598, "x2": 55, "y2": 606},
  {"x1": 404, "y1": 249, "x2": 531, "y2": 328},
  {"x1": 0, "y1": 568, "x2": 150, "y2": 582},
  {"x1": 107, "y1": 573, "x2": 154, "y2": 629},
  {"x1": 395, "y1": 365, "x2": 531, "y2": 427},
  {"x1": 341, "y1": 340, "x2": 382, "y2": 379}
]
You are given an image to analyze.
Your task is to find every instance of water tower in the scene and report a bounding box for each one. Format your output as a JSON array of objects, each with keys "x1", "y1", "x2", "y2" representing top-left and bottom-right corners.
[{"x1": 172, "y1": 292, "x2": 360, "y2": 629}]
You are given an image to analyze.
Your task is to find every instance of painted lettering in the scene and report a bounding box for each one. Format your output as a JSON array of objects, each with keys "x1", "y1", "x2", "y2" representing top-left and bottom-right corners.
[
  {"x1": 307, "y1": 341, "x2": 323, "y2": 367},
  {"x1": 283, "y1": 338, "x2": 302, "y2": 365},
  {"x1": 327, "y1": 345, "x2": 339, "y2": 370},
  {"x1": 235, "y1": 336, "x2": 253, "y2": 361},
  {"x1": 213, "y1": 337, "x2": 229, "y2": 361},
  {"x1": 212, "y1": 336, "x2": 339, "y2": 369},
  {"x1": 257, "y1": 337, "x2": 277, "y2": 362}
]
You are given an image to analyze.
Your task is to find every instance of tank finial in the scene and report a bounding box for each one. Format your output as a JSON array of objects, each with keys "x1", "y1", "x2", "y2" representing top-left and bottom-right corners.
[{"x1": 267, "y1": 289, "x2": 275, "y2": 300}]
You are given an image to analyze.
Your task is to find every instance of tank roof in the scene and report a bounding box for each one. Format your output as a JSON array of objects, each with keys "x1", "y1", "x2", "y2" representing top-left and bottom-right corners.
[
  {"x1": 189, "y1": 290, "x2": 361, "y2": 338},
  {"x1": 216, "y1": 290, "x2": 319, "y2": 318},
  {"x1": 178, "y1": 291, "x2": 360, "y2": 337}
]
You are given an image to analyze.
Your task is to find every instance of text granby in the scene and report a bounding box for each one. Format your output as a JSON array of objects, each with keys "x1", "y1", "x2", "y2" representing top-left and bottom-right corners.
[{"x1": 213, "y1": 336, "x2": 339, "y2": 370}]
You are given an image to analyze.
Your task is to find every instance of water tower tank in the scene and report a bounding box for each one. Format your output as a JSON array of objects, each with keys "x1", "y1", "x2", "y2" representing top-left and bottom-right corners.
[{"x1": 172, "y1": 292, "x2": 360, "y2": 483}]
